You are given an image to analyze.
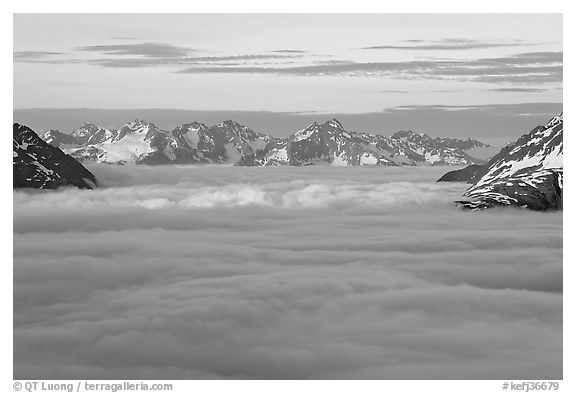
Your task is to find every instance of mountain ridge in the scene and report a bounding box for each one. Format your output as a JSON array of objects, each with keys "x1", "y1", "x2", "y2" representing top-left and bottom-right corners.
[
  {"x1": 40, "y1": 118, "x2": 491, "y2": 167},
  {"x1": 439, "y1": 113, "x2": 563, "y2": 210},
  {"x1": 13, "y1": 123, "x2": 97, "y2": 190}
]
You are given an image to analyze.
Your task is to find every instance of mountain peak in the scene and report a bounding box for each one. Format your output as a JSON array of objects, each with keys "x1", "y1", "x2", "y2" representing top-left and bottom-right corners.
[
  {"x1": 453, "y1": 114, "x2": 563, "y2": 210},
  {"x1": 291, "y1": 122, "x2": 321, "y2": 142},
  {"x1": 391, "y1": 130, "x2": 432, "y2": 140},
  {"x1": 296, "y1": 122, "x2": 318, "y2": 133},
  {"x1": 14, "y1": 123, "x2": 36, "y2": 140},
  {"x1": 392, "y1": 130, "x2": 415, "y2": 138},
  {"x1": 72, "y1": 123, "x2": 100, "y2": 139},
  {"x1": 122, "y1": 119, "x2": 152, "y2": 131},
  {"x1": 179, "y1": 121, "x2": 208, "y2": 129},
  {"x1": 13, "y1": 123, "x2": 97, "y2": 190},
  {"x1": 219, "y1": 120, "x2": 244, "y2": 128},
  {"x1": 129, "y1": 118, "x2": 149, "y2": 125},
  {"x1": 77, "y1": 122, "x2": 98, "y2": 130},
  {"x1": 325, "y1": 118, "x2": 344, "y2": 129},
  {"x1": 545, "y1": 113, "x2": 563, "y2": 128}
]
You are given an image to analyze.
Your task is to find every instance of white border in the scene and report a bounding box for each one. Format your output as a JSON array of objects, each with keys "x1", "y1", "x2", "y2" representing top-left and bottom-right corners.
[{"x1": 3, "y1": 2, "x2": 571, "y2": 392}]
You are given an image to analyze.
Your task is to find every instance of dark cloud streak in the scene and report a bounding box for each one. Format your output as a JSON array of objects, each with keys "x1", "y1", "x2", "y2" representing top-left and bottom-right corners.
[
  {"x1": 13, "y1": 51, "x2": 64, "y2": 59},
  {"x1": 14, "y1": 41, "x2": 562, "y2": 85},
  {"x1": 92, "y1": 54, "x2": 302, "y2": 68},
  {"x1": 77, "y1": 42, "x2": 197, "y2": 58},
  {"x1": 271, "y1": 49, "x2": 307, "y2": 53},
  {"x1": 362, "y1": 38, "x2": 539, "y2": 51},
  {"x1": 492, "y1": 87, "x2": 548, "y2": 93},
  {"x1": 177, "y1": 52, "x2": 563, "y2": 85}
]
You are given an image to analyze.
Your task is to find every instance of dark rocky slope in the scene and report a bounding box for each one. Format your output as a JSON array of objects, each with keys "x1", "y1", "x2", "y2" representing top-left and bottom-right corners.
[
  {"x1": 439, "y1": 114, "x2": 563, "y2": 210},
  {"x1": 437, "y1": 164, "x2": 486, "y2": 183},
  {"x1": 13, "y1": 123, "x2": 97, "y2": 189}
]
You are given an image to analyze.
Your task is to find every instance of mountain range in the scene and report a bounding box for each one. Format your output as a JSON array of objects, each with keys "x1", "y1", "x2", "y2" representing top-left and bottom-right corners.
[
  {"x1": 14, "y1": 114, "x2": 563, "y2": 212},
  {"x1": 40, "y1": 119, "x2": 491, "y2": 167},
  {"x1": 439, "y1": 114, "x2": 563, "y2": 210}
]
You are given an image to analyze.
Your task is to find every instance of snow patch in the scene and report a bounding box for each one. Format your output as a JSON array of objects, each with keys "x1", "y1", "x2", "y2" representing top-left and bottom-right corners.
[{"x1": 360, "y1": 153, "x2": 378, "y2": 165}]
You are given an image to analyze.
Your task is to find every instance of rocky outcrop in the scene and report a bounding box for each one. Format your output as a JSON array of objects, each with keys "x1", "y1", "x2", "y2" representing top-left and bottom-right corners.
[
  {"x1": 456, "y1": 169, "x2": 562, "y2": 211},
  {"x1": 442, "y1": 114, "x2": 563, "y2": 211},
  {"x1": 437, "y1": 164, "x2": 486, "y2": 183},
  {"x1": 13, "y1": 123, "x2": 97, "y2": 189}
]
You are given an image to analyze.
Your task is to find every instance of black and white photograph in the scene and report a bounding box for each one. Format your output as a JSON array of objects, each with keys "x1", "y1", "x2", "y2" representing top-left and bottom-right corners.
[{"x1": 8, "y1": 5, "x2": 568, "y2": 389}]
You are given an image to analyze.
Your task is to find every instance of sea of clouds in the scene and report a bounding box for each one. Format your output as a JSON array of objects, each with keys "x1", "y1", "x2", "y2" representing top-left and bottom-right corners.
[{"x1": 13, "y1": 165, "x2": 562, "y2": 379}]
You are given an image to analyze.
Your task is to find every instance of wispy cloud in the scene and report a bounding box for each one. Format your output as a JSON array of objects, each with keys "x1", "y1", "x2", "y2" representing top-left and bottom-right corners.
[
  {"x1": 13, "y1": 51, "x2": 64, "y2": 60},
  {"x1": 492, "y1": 87, "x2": 548, "y2": 93},
  {"x1": 91, "y1": 54, "x2": 302, "y2": 68},
  {"x1": 382, "y1": 103, "x2": 563, "y2": 115},
  {"x1": 193, "y1": 54, "x2": 302, "y2": 61},
  {"x1": 14, "y1": 46, "x2": 303, "y2": 69},
  {"x1": 177, "y1": 52, "x2": 562, "y2": 85},
  {"x1": 362, "y1": 38, "x2": 538, "y2": 51},
  {"x1": 13, "y1": 39, "x2": 562, "y2": 86},
  {"x1": 77, "y1": 42, "x2": 197, "y2": 58},
  {"x1": 271, "y1": 49, "x2": 307, "y2": 53}
]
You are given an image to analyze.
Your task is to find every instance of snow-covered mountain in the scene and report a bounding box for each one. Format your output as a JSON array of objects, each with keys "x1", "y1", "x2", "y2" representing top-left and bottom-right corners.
[
  {"x1": 53, "y1": 120, "x2": 166, "y2": 164},
  {"x1": 41, "y1": 129, "x2": 77, "y2": 147},
  {"x1": 40, "y1": 118, "x2": 491, "y2": 167},
  {"x1": 44, "y1": 119, "x2": 273, "y2": 165},
  {"x1": 238, "y1": 119, "x2": 489, "y2": 167},
  {"x1": 237, "y1": 119, "x2": 395, "y2": 166},
  {"x1": 160, "y1": 120, "x2": 272, "y2": 164},
  {"x1": 13, "y1": 123, "x2": 97, "y2": 189},
  {"x1": 440, "y1": 114, "x2": 563, "y2": 210}
]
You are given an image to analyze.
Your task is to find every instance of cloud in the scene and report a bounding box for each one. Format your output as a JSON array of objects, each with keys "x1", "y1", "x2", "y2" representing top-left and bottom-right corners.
[
  {"x1": 77, "y1": 42, "x2": 197, "y2": 58},
  {"x1": 381, "y1": 103, "x2": 562, "y2": 115},
  {"x1": 271, "y1": 50, "x2": 307, "y2": 53},
  {"x1": 13, "y1": 51, "x2": 64, "y2": 59},
  {"x1": 13, "y1": 165, "x2": 562, "y2": 379},
  {"x1": 177, "y1": 52, "x2": 563, "y2": 85},
  {"x1": 191, "y1": 55, "x2": 301, "y2": 62},
  {"x1": 362, "y1": 38, "x2": 538, "y2": 50},
  {"x1": 492, "y1": 87, "x2": 548, "y2": 93},
  {"x1": 13, "y1": 46, "x2": 302, "y2": 68},
  {"x1": 14, "y1": 41, "x2": 562, "y2": 86},
  {"x1": 91, "y1": 54, "x2": 302, "y2": 68}
]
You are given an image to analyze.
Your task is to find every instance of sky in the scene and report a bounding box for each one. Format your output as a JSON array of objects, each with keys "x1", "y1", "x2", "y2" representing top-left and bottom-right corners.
[
  {"x1": 13, "y1": 14, "x2": 563, "y2": 138},
  {"x1": 13, "y1": 165, "x2": 562, "y2": 379}
]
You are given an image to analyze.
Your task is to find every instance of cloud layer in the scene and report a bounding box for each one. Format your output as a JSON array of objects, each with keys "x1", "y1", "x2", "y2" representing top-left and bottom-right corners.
[
  {"x1": 13, "y1": 39, "x2": 562, "y2": 86},
  {"x1": 77, "y1": 42, "x2": 197, "y2": 58},
  {"x1": 13, "y1": 166, "x2": 562, "y2": 379},
  {"x1": 177, "y1": 52, "x2": 562, "y2": 85},
  {"x1": 362, "y1": 38, "x2": 537, "y2": 51}
]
